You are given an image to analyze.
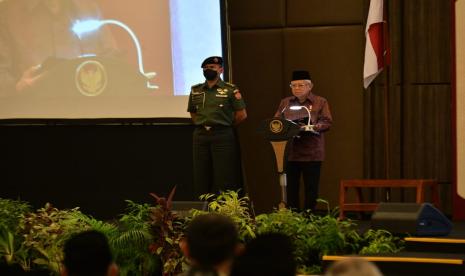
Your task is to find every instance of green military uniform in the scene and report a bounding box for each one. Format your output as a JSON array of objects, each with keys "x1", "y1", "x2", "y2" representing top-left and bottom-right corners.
[
  {"x1": 187, "y1": 79, "x2": 246, "y2": 197},
  {"x1": 188, "y1": 80, "x2": 245, "y2": 125}
]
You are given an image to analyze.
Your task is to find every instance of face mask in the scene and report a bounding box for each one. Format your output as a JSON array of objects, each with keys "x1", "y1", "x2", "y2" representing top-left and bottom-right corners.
[{"x1": 203, "y1": 69, "x2": 218, "y2": 81}]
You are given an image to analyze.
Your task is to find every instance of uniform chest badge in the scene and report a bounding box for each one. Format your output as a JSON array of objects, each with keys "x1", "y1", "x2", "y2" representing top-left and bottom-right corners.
[
  {"x1": 216, "y1": 88, "x2": 228, "y2": 97},
  {"x1": 217, "y1": 88, "x2": 227, "y2": 94}
]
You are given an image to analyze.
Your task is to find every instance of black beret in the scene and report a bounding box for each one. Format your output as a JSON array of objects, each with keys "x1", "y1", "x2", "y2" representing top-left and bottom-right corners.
[
  {"x1": 292, "y1": 70, "x2": 311, "y2": 81},
  {"x1": 201, "y1": 56, "x2": 223, "y2": 68}
]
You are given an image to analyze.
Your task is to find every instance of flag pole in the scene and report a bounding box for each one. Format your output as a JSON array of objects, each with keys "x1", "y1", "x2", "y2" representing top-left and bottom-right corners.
[
  {"x1": 383, "y1": 0, "x2": 391, "y2": 201},
  {"x1": 363, "y1": 0, "x2": 391, "y2": 188},
  {"x1": 384, "y1": 68, "x2": 390, "y2": 178},
  {"x1": 383, "y1": 55, "x2": 391, "y2": 200}
]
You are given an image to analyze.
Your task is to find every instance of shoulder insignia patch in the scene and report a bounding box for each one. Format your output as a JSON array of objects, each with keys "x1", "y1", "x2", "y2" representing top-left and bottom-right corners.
[
  {"x1": 224, "y1": 81, "x2": 237, "y2": 88},
  {"x1": 191, "y1": 83, "x2": 204, "y2": 92}
]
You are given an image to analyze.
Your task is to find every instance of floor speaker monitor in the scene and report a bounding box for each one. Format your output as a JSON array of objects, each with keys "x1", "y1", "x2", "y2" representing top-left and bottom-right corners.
[{"x1": 371, "y1": 202, "x2": 452, "y2": 236}]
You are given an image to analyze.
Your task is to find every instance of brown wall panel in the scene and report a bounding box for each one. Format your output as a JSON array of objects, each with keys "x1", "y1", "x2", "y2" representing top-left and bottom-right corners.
[
  {"x1": 387, "y1": 86, "x2": 403, "y2": 178},
  {"x1": 231, "y1": 30, "x2": 284, "y2": 212},
  {"x1": 363, "y1": 85, "x2": 388, "y2": 178},
  {"x1": 228, "y1": 0, "x2": 286, "y2": 30},
  {"x1": 403, "y1": 85, "x2": 451, "y2": 182},
  {"x1": 402, "y1": 85, "x2": 452, "y2": 211},
  {"x1": 284, "y1": 26, "x2": 365, "y2": 205},
  {"x1": 388, "y1": 0, "x2": 404, "y2": 85},
  {"x1": 284, "y1": 26, "x2": 364, "y2": 91},
  {"x1": 287, "y1": 0, "x2": 364, "y2": 26},
  {"x1": 363, "y1": 84, "x2": 402, "y2": 179},
  {"x1": 403, "y1": 0, "x2": 451, "y2": 83}
]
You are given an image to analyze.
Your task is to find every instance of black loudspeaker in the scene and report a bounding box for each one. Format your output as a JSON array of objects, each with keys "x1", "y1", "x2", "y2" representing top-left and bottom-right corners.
[
  {"x1": 371, "y1": 202, "x2": 452, "y2": 236},
  {"x1": 171, "y1": 201, "x2": 208, "y2": 218}
]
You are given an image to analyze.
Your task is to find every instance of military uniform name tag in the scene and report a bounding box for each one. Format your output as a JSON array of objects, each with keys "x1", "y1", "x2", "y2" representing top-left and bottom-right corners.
[{"x1": 191, "y1": 91, "x2": 205, "y2": 110}]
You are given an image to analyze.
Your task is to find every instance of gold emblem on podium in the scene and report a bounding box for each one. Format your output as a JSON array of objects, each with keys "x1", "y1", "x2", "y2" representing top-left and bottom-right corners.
[
  {"x1": 75, "y1": 60, "x2": 108, "y2": 96},
  {"x1": 270, "y1": 119, "x2": 283, "y2": 134}
]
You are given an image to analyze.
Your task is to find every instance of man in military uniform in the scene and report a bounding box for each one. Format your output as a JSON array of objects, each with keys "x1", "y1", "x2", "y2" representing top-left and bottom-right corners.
[{"x1": 187, "y1": 56, "x2": 247, "y2": 197}]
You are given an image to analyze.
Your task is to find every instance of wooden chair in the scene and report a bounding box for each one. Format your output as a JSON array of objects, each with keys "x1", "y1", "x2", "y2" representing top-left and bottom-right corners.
[{"x1": 338, "y1": 179, "x2": 440, "y2": 219}]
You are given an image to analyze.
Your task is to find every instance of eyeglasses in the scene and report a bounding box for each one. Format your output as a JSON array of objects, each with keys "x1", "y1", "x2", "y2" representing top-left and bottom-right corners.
[{"x1": 289, "y1": 83, "x2": 307, "y2": 89}]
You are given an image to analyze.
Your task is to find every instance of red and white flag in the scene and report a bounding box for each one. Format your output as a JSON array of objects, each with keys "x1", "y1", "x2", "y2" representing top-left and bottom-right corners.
[{"x1": 363, "y1": 0, "x2": 387, "y2": 88}]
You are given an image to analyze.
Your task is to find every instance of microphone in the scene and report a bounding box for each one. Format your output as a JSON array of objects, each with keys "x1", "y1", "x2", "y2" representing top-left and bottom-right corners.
[{"x1": 279, "y1": 104, "x2": 289, "y2": 118}]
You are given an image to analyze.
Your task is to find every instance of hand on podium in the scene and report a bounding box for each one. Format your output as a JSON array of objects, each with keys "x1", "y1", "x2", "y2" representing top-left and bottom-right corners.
[
  {"x1": 16, "y1": 57, "x2": 67, "y2": 92},
  {"x1": 300, "y1": 124, "x2": 320, "y2": 135},
  {"x1": 15, "y1": 65, "x2": 47, "y2": 92}
]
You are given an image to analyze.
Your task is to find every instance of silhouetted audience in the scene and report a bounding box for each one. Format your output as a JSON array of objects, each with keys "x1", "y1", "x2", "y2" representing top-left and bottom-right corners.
[
  {"x1": 0, "y1": 263, "x2": 26, "y2": 276},
  {"x1": 180, "y1": 213, "x2": 239, "y2": 276},
  {"x1": 0, "y1": 263, "x2": 52, "y2": 276},
  {"x1": 324, "y1": 258, "x2": 383, "y2": 276},
  {"x1": 230, "y1": 232, "x2": 296, "y2": 276},
  {"x1": 61, "y1": 230, "x2": 118, "y2": 276},
  {"x1": 30, "y1": 268, "x2": 54, "y2": 276}
]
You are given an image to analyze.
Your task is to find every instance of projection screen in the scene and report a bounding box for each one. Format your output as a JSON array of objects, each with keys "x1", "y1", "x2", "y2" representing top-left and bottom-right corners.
[{"x1": 0, "y1": 0, "x2": 226, "y2": 119}]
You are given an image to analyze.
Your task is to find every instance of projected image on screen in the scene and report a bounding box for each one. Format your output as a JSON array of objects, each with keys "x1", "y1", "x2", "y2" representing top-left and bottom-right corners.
[{"x1": 0, "y1": 0, "x2": 223, "y2": 119}]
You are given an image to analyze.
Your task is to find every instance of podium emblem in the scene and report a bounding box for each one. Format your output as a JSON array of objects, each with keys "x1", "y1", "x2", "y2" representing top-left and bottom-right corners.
[
  {"x1": 269, "y1": 119, "x2": 283, "y2": 134},
  {"x1": 75, "y1": 60, "x2": 108, "y2": 96}
]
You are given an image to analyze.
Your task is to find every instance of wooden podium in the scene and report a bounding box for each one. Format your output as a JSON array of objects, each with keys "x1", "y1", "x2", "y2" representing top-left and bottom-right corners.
[{"x1": 260, "y1": 117, "x2": 300, "y2": 208}]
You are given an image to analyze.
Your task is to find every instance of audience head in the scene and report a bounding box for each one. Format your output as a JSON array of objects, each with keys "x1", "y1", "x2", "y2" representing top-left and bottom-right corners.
[
  {"x1": 230, "y1": 232, "x2": 296, "y2": 276},
  {"x1": 182, "y1": 213, "x2": 239, "y2": 269},
  {"x1": 62, "y1": 230, "x2": 118, "y2": 276},
  {"x1": 324, "y1": 258, "x2": 383, "y2": 276}
]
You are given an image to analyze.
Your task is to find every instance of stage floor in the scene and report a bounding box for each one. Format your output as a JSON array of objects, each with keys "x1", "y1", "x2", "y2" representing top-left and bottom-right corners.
[
  {"x1": 355, "y1": 219, "x2": 465, "y2": 238},
  {"x1": 324, "y1": 220, "x2": 465, "y2": 276},
  {"x1": 445, "y1": 221, "x2": 465, "y2": 238}
]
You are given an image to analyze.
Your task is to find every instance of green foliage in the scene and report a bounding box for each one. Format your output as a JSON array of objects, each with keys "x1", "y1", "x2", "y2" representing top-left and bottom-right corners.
[
  {"x1": 147, "y1": 188, "x2": 186, "y2": 275},
  {"x1": 18, "y1": 203, "x2": 89, "y2": 273},
  {"x1": 113, "y1": 200, "x2": 159, "y2": 276},
  {"x1": 0, "y1": 198, "x2": 31, "y2": 232},
  {"x1": 359, "y1": 229, "x2": 404, "y2": 255},
  {"x1": 0, "y1": 198, "x2": 30, "y2": 267},
  {"x1": 0, "y1": 192, "x2": 405, "y2": 275},
  {"x1": 200, "y1": 190, "x2": 256, "y2": 241},
  {"x1": 255, "y1": 206, "x2": 362, "y2": 274},
  {"x1": 70, "y1": 211, "x2": 120, "y2": 240},
  {"x1": 256, "y1": 208, "x2": 314, "y2": 272},
  {"x1": 0, "y1": 225, "x2": 18, "y2": 265},
  {"x1": 255, "y1": 199, "x2": 363, "y2": 274},
  {"x1": 119, "y1": 200, "x2": 152, "y2": 230}
]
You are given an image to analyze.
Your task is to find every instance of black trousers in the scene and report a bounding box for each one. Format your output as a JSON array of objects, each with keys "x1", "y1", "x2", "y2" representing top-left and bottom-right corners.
[
  {"x1": 192, "y1": 126, "x2": 241, "y2": 197},
  {"x1": 286, "y1": 161, "x2": 322, "y2": 210}
]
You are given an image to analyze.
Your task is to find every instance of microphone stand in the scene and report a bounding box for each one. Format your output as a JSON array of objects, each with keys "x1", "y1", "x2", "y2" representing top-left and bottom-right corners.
[{"x1": 289, "y1": 105, "x2": 319, "y2": 134}]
